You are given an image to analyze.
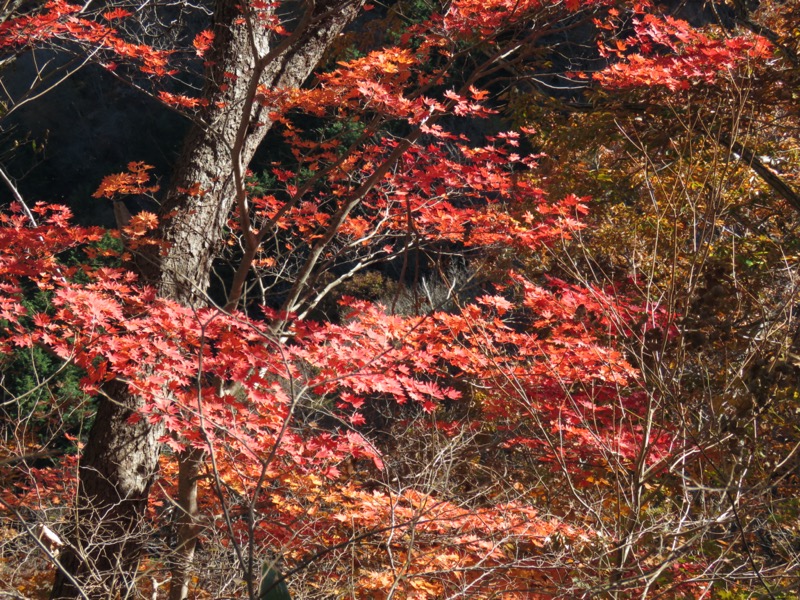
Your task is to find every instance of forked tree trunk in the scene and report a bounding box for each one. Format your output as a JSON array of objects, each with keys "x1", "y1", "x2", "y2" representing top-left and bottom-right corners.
[{"x1": 51, "y1": 1, "x2": 364, "y2": 597}]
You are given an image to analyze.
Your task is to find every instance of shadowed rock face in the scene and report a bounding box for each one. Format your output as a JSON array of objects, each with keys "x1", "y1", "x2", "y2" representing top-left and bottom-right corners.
[
  {"x1": 658, "y1": 0, "x2": 739, "y2": 27},
  {"x1": 0, "y1": 0, "x2": 209, "y2": 222},
  {"x1": 0, "y1": 54, "x2": 187, "y2": 225}
]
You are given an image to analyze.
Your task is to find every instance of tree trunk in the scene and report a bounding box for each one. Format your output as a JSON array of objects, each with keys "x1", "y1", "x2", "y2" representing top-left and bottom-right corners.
[
  {"x1": 51, "y1": 1, "x2": 364, "y2": 597},
  {"x1": 51, "y1": 381, "x2": 165, "y2": 599},
  {"x1": 167, "y1": 447, "x2": 205, "y2": 600}
]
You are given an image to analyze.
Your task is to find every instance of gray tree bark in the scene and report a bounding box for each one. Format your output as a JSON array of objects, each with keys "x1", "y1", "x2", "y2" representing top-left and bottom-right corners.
[{"x1": 51, "y1": 1, "x2": 364, "y2": 597}]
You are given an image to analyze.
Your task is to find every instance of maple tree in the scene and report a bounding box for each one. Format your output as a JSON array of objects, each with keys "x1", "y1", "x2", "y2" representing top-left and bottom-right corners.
[{"x1": 0, "y1": 0, "x2": 795, "y2": 597}]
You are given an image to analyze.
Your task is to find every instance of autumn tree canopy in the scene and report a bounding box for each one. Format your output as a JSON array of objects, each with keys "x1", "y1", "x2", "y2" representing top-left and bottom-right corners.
[{"x1": 0, "y1": 0, "x2": 798, "y2": 598}]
